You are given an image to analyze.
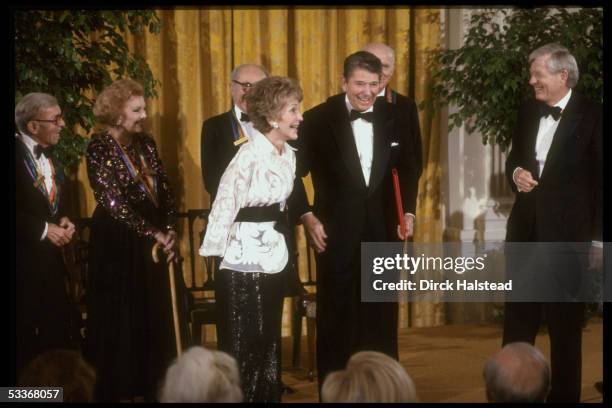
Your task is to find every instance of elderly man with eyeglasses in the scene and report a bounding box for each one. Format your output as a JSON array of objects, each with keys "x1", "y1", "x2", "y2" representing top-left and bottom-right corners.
[
  {"x1": 14, "y1": 92, "x2": 76, "y2": 379},
  {"x1": 200, "y1": 63, "x2": 269, "y2": 201}
]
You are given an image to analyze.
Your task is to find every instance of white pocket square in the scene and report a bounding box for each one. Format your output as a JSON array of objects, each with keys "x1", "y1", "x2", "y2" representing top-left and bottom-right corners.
[{"x1": 390, "y1": 142, "x2": 399, "y2": 147}]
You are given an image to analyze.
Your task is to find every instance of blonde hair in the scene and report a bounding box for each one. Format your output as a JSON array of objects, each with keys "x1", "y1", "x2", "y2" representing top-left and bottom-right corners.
[
  {"x1": 93, "y1": 78, "x2": 145, "y2": 126},
  {"x1": 321, "y1": 351, "x2": 417, "y2": 403},
  {"x1": 159, "y1": 346, "x2": 243, "y2": 403},
  {"x1": 245, "y1": 76, "x2": 303, "y2": 134}
]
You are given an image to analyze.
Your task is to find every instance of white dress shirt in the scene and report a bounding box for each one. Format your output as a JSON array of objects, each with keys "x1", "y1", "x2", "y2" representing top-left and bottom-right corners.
[
  {"x1": 199, "y1": 128, "x2": 296, "y2": 273},
  {"x1": 18, "y1": 132, "x2": 53, "y2": 240},
  {"x1": 345, "y1": 95, "x2": 374, "y2": 186},
  {"x1": 233, "y1": 105, "x2": 251, "y2": 140},
  {"x1": 513, "y1": 89, "x2": 572, "y2": 182},
  {"x1": 534, "y1": 89, "x2": 572, "y2": 177}
]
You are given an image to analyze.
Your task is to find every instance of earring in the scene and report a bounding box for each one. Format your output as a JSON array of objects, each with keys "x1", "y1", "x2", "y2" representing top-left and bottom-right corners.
[{"x1": 271, "y1": 122, "x2": 279, "y2": 129}]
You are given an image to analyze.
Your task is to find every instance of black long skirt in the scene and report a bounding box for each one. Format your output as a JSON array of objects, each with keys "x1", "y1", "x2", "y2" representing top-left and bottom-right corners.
[
  {"x1": 83, "y1": 203, "x2": 176, "y2": 402},
  {"x1": 215, "y1": 268, "x2": 285, "y2": 403}
]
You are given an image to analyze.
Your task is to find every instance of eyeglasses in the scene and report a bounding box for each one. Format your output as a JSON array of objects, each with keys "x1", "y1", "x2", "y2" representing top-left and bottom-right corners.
[
  {"x1": 232, "y1": 79, "x2": 254, "y2": 90},
  {"x1": 31, "y1": 114, "x2": 64, "y2": 126}
]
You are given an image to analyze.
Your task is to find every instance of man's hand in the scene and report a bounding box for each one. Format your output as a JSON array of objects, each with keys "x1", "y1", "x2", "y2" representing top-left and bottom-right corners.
[
  {"x1": 588, "y1": 245, "x2": 603, "y2": 271},
  {"x1": 46, "y1": 223, "x2": 71, "y2": 247},
  {"x1": 513, "y1": 168, "x2": 539, "y2": 193},
  {"x1": 397, "y1": 213, "x2": 415, "y2": 241},
  {"x1": 59, "y1": 216, "x2": 76, "y2": 241},
  {"x1": 302, "y1": 212, "x2": 327, "y2": 253}
]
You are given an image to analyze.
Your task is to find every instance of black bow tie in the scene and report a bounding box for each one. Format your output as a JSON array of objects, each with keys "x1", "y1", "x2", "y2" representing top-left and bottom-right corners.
[
  {"x1": 539, "y1": 104, "x2": 562, "y2": 121},
  {"x1": 240, "y1": 112, "x2": 250, "y2": 122},
  {"x1": 349, "y1": 110, "x2": 374, "y2": 122},
  {"x1": 33, "y1": 144, "x2": 51, "y2": 159}
]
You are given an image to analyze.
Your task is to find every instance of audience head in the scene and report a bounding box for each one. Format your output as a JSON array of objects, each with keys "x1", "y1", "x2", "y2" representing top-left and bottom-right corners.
[
  {"x1": 18, "y1": 349, "x2": 96, "y2": 403},
  {"x1": 159, "y1": 346, "x2": 242, "y2": 403},
  {"x1": 342, "y1": 51, "x2": 382, "y2": 112},
  {"x1": 362, "y1": 42, "x2": 396, "y2": 91},
  {"x1": 15, "y1": 92, "x2": 65, "y2": 147},
  {"x1": 321, "y1": 350, "x2": 417, "y2": 403},
  {"x1": 93, "y1": 78, "x2": 146, "y2": 134},
  {"x1": 483, "y1": 342, "x2": 551, "y2": 403},
  {"x1": 230, "y1": 64, "x2": 269, "y2": 113},
  {"x1": 245, "y1": 76, "x2": 303, "y2": 139},
  {"x1": 528, "y1": 43, "x2": 578, "y2": 105}
]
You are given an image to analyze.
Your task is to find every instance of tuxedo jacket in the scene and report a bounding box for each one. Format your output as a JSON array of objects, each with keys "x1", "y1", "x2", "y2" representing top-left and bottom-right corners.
[
  {"x1": 388, "y1": 89, "x2": 423, "y2": 188},
  {"x1": 290, "y1": 93, "x2": 422, "y2": 276},
  {"x1": 505, "y1": 91, "x2": 602, "y2": 242},
  {"x1": 15, "y1": 138, "x2": 70, "y2": 368},
  {"x1": 200, "y1": 110, "x2": 242, "y2": 201}
]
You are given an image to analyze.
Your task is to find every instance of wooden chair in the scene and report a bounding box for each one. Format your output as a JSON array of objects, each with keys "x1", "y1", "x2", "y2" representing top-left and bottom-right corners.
[{"x1": 177, "y1": 209, "x2": 217, "y2": 346}]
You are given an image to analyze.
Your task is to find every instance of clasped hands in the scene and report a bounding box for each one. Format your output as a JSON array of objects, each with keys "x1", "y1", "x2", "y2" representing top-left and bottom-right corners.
[
  {"x1": 302, "y1": 212, "x2": 414, "y2": 253},
  {"x1": 46, "y1": 217, "x2": 75, "y2": 247},
  {"x1": 154, "y1": 230, "x2": 178, "y2": 262}
]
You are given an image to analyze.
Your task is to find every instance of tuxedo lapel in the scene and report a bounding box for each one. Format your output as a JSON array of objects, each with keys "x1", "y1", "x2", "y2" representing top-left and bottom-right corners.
[
  {"x1": 16, "y1": 137, "x2": 61, "y2": 215},
  {"x1": 523, "y1": 104, "x2": 542, "y2": 181},
  {"x1": 368, "y1": 99, "x2": 392, "y2": 194},
  {"x1": 539, "y1": 93, "x2": 583, "y2": 182},
  {"x1": 328, "y1": 95, "x2": 367, "y2": 189},
  {"x1": 224, "y1": 110, "x2": 240, "y2": 143}
]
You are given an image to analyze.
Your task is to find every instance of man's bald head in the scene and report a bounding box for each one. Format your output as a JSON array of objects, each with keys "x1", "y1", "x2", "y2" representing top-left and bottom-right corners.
[
  {"x1": 483, "y1": 342, "x2": 551, "y2": 403},
  {"x1": 362, "y1": 43, "x2": 396, "y2": 90}
]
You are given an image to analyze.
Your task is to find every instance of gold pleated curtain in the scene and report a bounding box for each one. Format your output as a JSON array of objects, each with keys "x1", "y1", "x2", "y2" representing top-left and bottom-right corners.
[{"x1": 77, "y1": 7, "x2": 445, "y2": 340}]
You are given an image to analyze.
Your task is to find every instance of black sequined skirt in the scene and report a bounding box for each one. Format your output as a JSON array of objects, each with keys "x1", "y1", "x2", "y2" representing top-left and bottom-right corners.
[{"x1": 215, "y1": 268, "x2": 285, "y2": 403}]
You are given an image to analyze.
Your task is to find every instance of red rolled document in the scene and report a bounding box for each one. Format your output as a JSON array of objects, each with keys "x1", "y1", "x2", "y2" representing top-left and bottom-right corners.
[{"x1": 392, "y1": 168, "x2": 405, "y2": 238}]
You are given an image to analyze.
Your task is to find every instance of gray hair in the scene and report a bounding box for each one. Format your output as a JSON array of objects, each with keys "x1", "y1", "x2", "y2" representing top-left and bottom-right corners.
[
  {"x1": 362, "y1": 42, "x2": 396, "y2": 66},
  {"x1": 159, "y1": 346, "x2": 243, "y2": 403},
  {"x1": 529, "y1": 43, "x2": 579, "y2": 88},
  {"x1": 322, "y1": 351, "x2": 417, "y2": 403},
  {"x1": 483, "y1": 342, "x2": 551, "y2": 403},
  {"x1": 15, "y1": 92, "x2": 59, "y2": 134},
  {"x1": 230, "y1": 63, "x2": 269, "y2": 82}
]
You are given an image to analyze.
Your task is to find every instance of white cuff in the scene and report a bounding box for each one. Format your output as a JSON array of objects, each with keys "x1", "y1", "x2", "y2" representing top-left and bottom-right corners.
[
  {"x1": 40, "y1": 222, "x2": 48, "y2": 241},
  {"x1": 512, "y1": 167, "x2": 522, "y2": 186},
  {"x1": 592, "y1": 241, "x2": 603, "y2": 248},
  {"x1": 300, "y1": 211, "x2": 314, "y2": 220}
]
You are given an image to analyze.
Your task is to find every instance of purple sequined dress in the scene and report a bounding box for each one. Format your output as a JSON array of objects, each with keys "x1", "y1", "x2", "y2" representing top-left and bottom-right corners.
[{"x1": 84, "y1": 131, "x2": 178, "y2": 402}]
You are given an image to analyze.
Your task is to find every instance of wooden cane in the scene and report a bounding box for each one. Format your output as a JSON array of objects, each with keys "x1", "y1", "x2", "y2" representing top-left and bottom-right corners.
[{"x1": 152, "y1": 243, "x2": 182, "y2": 357}]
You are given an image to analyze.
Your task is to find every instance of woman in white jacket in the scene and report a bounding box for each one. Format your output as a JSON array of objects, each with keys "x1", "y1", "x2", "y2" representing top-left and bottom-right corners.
[{"x1": 199, "y1": 76, "x2": 303, "y2": 403}]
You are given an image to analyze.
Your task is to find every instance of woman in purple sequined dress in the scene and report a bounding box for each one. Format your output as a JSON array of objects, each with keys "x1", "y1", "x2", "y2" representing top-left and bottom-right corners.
[{"x1": 84, "y1": 79, "x2": 179, "y2": 402}]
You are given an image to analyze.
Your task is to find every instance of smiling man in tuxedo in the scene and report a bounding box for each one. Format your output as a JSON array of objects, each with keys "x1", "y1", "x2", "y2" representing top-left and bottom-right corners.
[
  {"x1": 290, "y1": 51, "x2": 422, "y2": 386},
  {"x1": 15, "y1": 92, "x2": 75, "y2": 377},
  {"x1": 503, "y1": 43, "x2": 602, "y2": 403}
]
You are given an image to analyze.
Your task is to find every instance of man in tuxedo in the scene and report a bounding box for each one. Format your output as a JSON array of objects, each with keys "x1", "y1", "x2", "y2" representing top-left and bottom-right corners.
[
  {"x1": 200, "y1": 63, "x2": 269, "y2": 201},
  {"x1": 363, "y1": 42, "x2": 422, "y2": 181},
  {"x1": 290, "y1": 51, "x2": 422, "y2": 385},
  {"x1": 503, "y1": 43, "x2": 602, "y2": 403},
  {"x1": 15, "y1": 93, "x2": 76, "y2": 377}
]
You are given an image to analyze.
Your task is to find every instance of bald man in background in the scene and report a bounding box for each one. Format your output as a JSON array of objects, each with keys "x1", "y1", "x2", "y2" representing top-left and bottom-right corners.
[
  {"x1": 483, "y1": 342, "x2": 551, "y2": 403},
  {"x1": 362, "y1": 42, "x2": 422, "y2": 207}
]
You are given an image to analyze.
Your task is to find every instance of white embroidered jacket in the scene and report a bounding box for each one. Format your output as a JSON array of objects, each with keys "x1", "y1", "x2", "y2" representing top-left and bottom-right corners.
[{"x1": 199, "y1": 128, "x2": 296, "y2": 274}]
